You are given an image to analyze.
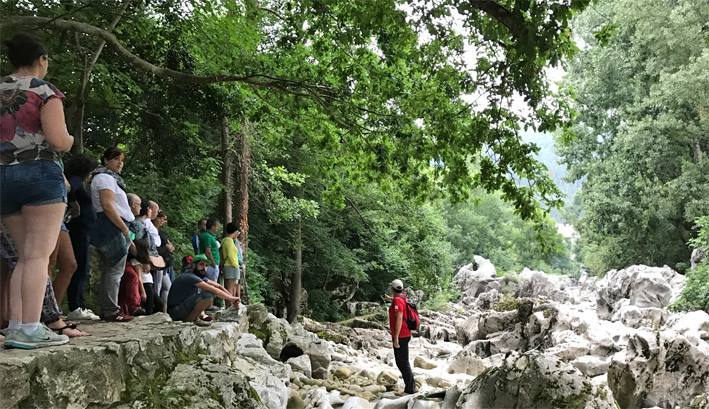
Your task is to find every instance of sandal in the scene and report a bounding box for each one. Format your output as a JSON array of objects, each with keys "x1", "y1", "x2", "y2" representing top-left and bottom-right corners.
[
  {"x1": 48, "y1": 322, "x2": 89, "y2": 338},
  {"x1": 51, "y1": 323, "x2": 77, "y2": 335},
  {"x1": 103, "y1": 313, "x2": 134, "y2": 322}
]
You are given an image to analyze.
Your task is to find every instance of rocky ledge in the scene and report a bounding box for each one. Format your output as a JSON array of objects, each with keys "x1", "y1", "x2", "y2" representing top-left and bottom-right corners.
[{"x1": 0, "y1": 310, "x2": 291, "y2": 409}]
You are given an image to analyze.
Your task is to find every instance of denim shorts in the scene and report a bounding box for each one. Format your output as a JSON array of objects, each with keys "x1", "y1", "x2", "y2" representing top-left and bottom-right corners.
[
  {"x1": 0, "y1": 160, "x2": 66, "y2": 215},
  {"x1": 223, "y1": 265, "x2": 241, "y2": 280},
  {"x1": 168, "y1": 291, "x2": 214, "y2": 321}
]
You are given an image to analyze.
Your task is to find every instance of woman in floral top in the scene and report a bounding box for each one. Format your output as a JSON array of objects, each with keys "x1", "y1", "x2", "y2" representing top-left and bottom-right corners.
[{"x1": 0, "y1": 33, "x2": 74, "y2": 349}]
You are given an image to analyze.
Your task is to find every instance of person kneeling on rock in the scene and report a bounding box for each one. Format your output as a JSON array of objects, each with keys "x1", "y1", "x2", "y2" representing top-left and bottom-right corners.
[{"x1": 167, "y1": 254, "x2": 238, "y2": 326}]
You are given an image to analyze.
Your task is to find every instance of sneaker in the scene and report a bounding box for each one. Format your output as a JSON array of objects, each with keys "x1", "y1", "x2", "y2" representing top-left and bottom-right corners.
[
  {"x1": 67, "y1": 308, "x2": 100, "y2": 321},
  {"x1": 194, "y1": 319, "x2": 212, "y2": 327},
  {"x1": 4, "y1": 325, "x2": 69, "y2": 349},
  {"x1": 82, "y1": 308, "x2": 100, "y2": 320}
]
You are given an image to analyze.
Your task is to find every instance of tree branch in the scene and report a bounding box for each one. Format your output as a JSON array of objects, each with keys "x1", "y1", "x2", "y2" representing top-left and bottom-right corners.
[
  {"x1": 0, "y1": 15, "x2": 341, "y2": 99},
  {"x1": 466, "y1": 0, "x2": 523, "y2": 37}
]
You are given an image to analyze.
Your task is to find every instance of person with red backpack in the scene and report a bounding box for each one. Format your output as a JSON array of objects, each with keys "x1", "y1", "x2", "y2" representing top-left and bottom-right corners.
[{"x1": 388, "y1": 279, "x2": 417, "y2": 395}]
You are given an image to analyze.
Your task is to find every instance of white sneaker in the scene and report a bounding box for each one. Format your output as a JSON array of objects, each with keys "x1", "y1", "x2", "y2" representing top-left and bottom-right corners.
[
  {"x1": 67, "y1": 308, "x2": 100, "y2": 321},
  {"x1": 82, "y1": 308, "x2": 100, "y2": 320}
]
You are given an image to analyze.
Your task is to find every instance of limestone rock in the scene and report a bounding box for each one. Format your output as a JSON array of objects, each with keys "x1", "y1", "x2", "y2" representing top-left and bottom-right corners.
[
  {"x1": 611, "y1": 305, "x2": 666, "y2": 329},
  {"x1": 667, "y1": 310, "x2": 709, "y2": 343},
  {"x1": 596, "y1": 265, "x2": 685, "y2": 319},
  {"x1": 287, "y1": 355, "x2": 312, "y2": 378},
  {"x1": 287, "y1": 393, "x2": 306, "y2": 409},
  {"x1": 454, "y1": 315, "x2": 480, "y2": 346},
  {"x1": 377, "y1": 370, "x2": 400, "y2": 388},
  {"x1": 414, "y1": 356, "x2": 437, "y2": 370},
  {"x1": 373, "y1": 395, "x2": 414, "y2": 409},
  {"x1": 608, "y1": 329, "x2": 709, "y2": 409},
  {"x1": 409, "y1": 398, "x2": 443, "y2": 409},
  {"x1": 426, "y1": 376, "x2": 453, "y2": 389},
  {"x1": 453, "y1": 256, "x2": 499, "y2": 305},
  {"x1": 571, "y1": 355, "x2": 611, "y2": 377},
  {"x1": 456, "y1": 351, "x2": 616, "y2": 409},
  {"x1": 156, "y1": 360, "x2": 272, "y2": 409},
  {"x1": 473, "y1": 289, "x2": 501, "y2": 311},
  {"x1": 282, "y1": 332, "x2": 333, "y2": 380},
  {"x1": 487, "y1": 328, "x2": 524, "y2": 355},
  {"x1": 477, "y1": 310, "x2": 517, "y2": 338},
  {"x1": 333, "y1": 366, "x2": 354, "y2": 380},
  {"x1": 628, "y1": 272, "x2": 672, "y2": 309},
  {"x1": 516, "y1": 268, "x2": 565, "y2": 301},
  {"x1": 342, "y1": 396, "x2": 374, "y2": 409}
]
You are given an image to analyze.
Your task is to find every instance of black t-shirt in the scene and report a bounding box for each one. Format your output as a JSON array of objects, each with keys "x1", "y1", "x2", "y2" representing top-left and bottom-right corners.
[
  {"x1": 167, "y1": 272, "x2": 207, "y2": 308},
  {"x1": 158, "y1": 229, "x2": 173, "y2": 265},
  {"x1": 67, "y1": 175, "x2": 96, "y2": 230}
]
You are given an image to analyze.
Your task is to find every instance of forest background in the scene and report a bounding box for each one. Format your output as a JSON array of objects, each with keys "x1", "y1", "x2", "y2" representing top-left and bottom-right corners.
[{"x1": 1, "y1": 0, "x2": 707, "y2": 320}]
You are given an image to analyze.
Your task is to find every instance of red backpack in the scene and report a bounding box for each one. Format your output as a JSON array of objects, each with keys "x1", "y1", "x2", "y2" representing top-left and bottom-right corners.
[{"x1": 405, "y1": 299, "x2": 420, "y2": 331}]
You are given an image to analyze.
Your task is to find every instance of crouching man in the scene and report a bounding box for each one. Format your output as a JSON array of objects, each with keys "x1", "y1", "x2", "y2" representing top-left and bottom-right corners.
[{"x1": 167, "y1": 254, "x2": 238, "y2": 325}]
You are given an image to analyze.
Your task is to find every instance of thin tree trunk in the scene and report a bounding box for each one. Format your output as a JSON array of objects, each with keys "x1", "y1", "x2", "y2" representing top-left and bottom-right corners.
[
  {"x1": 287, "y1": 218, "x2": 303, "y2": 323},
  {"x1": 235, "y1": 120, "x2": 252, "y2": 301},
  {"x1": 221, "y1": 115, "x2": 234, "y2": 223},
  {"x1": 68, "y1": 0, "x2": 132, "y2": 153},
  {"x1": 693, "y1": 140, "x2": 703, "y2": 162}
]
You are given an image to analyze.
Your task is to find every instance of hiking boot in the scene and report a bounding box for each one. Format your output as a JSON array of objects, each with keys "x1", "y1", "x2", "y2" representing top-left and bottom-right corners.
[
  {"x1": 4, "y1": 325, "x2": 70, "y2": 349},
  {"x1": 67, "y1": 308, "x2": 100, "y2": 321}
]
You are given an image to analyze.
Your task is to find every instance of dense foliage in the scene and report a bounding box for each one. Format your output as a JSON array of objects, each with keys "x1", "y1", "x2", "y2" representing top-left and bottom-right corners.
[
  {"x1": 559, "y1": 0, "x2": 709, "y2": 274},
  {"x1": 672, "y1": 217, "x2": 709, "y2": 312},
  {"x1": 1, "y1": 0, "x2": 587, "y2": 320}
]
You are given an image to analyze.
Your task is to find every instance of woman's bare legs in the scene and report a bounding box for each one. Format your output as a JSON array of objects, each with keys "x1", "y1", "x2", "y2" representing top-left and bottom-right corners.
[
  {"x1": 50, "y1": 230, "x2": 77, "y2": 305},
  {"x1": 224, "y1": 279, "x2": 236, "y2": 308},
  {"x1": 4, "y1": 203, "x2": 65, "y2": 324}
]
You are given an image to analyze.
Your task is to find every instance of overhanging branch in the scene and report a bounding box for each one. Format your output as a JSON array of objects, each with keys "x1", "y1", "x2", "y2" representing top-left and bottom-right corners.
[{"x1": 0, "y1": 15, "x2": 341, "y2": 99}]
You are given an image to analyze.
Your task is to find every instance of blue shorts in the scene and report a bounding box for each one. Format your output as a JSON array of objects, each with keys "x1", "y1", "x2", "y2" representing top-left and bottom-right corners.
[
  {"x1": 0, "y1": 160, "x2": 66, "y2": 216},
  {"x1": 168, "y1": 291, "x2": 214, "y2": 321},
  {"x1": 223, "y1": 265, "x2": 240, "y2": 280}
]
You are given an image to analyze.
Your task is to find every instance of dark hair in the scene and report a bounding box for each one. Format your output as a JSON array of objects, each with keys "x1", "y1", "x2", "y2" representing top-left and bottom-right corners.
[
  {"x1": 64, "y1": 154, "x2": 98, "y2": 179},
  {"x1": 206, "y1": 218, "x2": 219, "y2": 230},
  {"x1": 139, "y1": 198, "x2": 150, "y2": 217},
  {"x1": 101, "y1": 146, "x2": 123, "y2": 164},
  {"x1": 3, "y1": 33, "x2": 47, "y2": 68},
  {"x1": 225, "y1": 222, "x2": 238, "y2": 234},
  {"x1": 157, "y1": 211, "x2": 166, "y2": 219}
]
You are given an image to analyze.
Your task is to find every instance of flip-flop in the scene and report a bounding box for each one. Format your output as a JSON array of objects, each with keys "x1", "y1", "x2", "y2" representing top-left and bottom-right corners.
[{"x1": 50, "y1": 323, "x2": 77, "y2": 335}]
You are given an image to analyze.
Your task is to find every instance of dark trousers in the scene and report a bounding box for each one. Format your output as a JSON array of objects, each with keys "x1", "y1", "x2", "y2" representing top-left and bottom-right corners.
[
  {"x1": 394, "y1": 337, "x2": 415, "y2": 393},
  {"x1": 67, "y1": 227, "x2": 91, "y2": 312},
  {"x1": 142, "y1": 283, "x2": 155, "y2": 315}
]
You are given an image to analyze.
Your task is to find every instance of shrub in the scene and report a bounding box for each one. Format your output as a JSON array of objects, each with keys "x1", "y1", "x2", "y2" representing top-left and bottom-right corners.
[
  {"x1": 671, "y1": 262, "x2": 709, "y2": 312},
  {"x1": 672, "y1": 216, "x2": 709, "y2": 312}
]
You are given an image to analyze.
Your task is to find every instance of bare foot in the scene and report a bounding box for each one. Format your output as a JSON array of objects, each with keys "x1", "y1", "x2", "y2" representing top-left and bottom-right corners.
[{"x1": 47, "y1": 320, "x2": 89, "y2": 337}]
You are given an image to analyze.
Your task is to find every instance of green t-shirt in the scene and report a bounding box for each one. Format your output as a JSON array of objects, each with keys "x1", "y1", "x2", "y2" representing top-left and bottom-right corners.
[{"x1": 198, "y1": 231, "x2": 220, "y2": 265}]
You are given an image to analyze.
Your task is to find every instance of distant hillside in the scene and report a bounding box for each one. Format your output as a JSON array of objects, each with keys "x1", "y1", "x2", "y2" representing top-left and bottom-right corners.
[{"x1": 522, "y1": 131, "x2": 582, "y2": 220}]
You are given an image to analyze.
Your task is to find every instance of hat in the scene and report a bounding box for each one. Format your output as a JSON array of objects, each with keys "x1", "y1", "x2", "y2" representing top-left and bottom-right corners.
[
  {"x1": 194, "y1": 254, "x2": 208, "y2": 263},
  {"x1": 390, "y1": 279, "x2": 404, "y2": 291}
]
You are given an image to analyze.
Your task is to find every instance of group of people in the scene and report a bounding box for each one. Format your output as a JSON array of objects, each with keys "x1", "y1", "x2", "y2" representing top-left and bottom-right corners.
[
  {"x1": 0, "y1": 31, "x2": 418, "y2": 397},
  {"x1": 0, "y1": 33, "x2": 245, "y2": 350}
]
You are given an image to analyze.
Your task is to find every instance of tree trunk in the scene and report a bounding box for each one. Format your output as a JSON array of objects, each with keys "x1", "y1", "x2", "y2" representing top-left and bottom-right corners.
[
  {"x1": 287, "y1": 218, "x2": 303, "y2": 323},
  {"x1": 693, "y1": 139, "x2": 703, "y2": 162},
  {"x1": 221, "y1": 115, "x2": 234, "y2": 223},
  {"x1": 235, "y1": 120, "x2": 252, "y2": 301},
  {"x1": 68, "y1": 0, "x2": 132, "y2": 153}
]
